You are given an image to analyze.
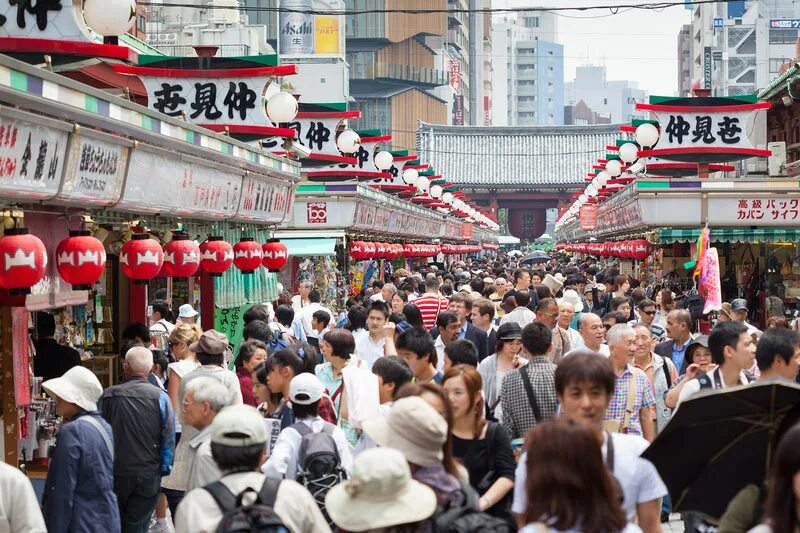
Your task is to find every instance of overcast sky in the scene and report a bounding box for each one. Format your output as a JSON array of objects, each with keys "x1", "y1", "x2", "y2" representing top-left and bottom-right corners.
[{"x1": 496, "y1": 0, "x2": 694, "y2": 96}]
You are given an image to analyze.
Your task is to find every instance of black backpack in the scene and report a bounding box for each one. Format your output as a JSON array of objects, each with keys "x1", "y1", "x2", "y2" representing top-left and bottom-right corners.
[
  {"x1": 292, "y1": 422, "x2": 348, "y2": 521},
  {"x1": 204, "y1": 477, "x2": 290, "y2": 533},
  {"x1": 432, "y1": 480, "x2": 514, "y2": 533}
]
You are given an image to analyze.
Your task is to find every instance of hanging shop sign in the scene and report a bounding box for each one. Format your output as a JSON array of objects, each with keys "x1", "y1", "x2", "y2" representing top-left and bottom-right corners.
[
  {"x1": 235, "y1": 177, "x2": 294, "y2": 224},
  {"x1": 291, "y1": 199, "x2": 355, "y2": 228},
  {"x1": 354, "y1": 201, "x2": 378, "y2": 229},
  {"x1": 709, "y1": 197, "x2": 800, "y2": 225},
  {"x1": 55, "y1": 131, "x2": 130, "y2": 206},
  {"x1": 636, "y1": 96, "x2": 771, "y2": 163},
  {"x1": 0, "y1": 107, "x2": 69, "y2": 200},
  {"x1": 118, "y1": 145, "x2": 241, "y2": 219},
  {"x1": 306, "y1": 202, "x2": 328, "y2": 224},
  {"x1": 287, "y1": 116, "x2": 344, "y2": 157},
  {"x1": 0, "y1": 0, "x2": 95, "y2": 43},
  {"x1": 579, "y1": 204, "x2": 598, "y2": 230}
]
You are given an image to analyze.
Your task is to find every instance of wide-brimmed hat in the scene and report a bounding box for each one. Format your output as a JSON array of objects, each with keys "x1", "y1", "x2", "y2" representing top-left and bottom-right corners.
[
  {"x1": 542, "y1": 273, "x2": 564, "y2": 295},
  {"x1": 189, "y1": 329, "x2": 228, "y2": 355},
  {"x1": 558, "y1": 289, "x2": 584, "y2": 312},
  {"x1": 42, "y1": 366, "x2": 104, "y2": 412},
  {"x1": 178, "y1": 304, "x2": 198, "y2": 318},
  {"x1": 685, "y1": 335, "x2": 710, "y2": 364},
  {"x1": 363, "y1": 396, "x2": 447, "y2": 467},
  {"x1": 325, "y1": 448, "x2": 437, "y2": 532}
]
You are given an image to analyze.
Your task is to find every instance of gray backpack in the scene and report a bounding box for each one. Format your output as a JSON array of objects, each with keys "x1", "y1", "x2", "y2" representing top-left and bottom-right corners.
[{"x1": 291, "y1": 422, "x2": 347, "y2": 523}]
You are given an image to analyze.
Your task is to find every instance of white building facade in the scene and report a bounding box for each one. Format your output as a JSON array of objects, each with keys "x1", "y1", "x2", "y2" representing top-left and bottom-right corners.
[{"x1": 564, "y1": 66, "x2": 647, "y2": 124}]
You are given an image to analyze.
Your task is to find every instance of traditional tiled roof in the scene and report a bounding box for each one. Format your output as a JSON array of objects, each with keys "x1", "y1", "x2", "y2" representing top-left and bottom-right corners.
[
  {"x1": 758, "y1": 63, "x2": 800, "y2": 101},
  {"x1": 416, "y1": 122, "x2": 624, "y2": 188}
]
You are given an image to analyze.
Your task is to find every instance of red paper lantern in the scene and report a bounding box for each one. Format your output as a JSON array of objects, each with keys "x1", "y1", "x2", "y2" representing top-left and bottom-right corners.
[
  {"x1": 394, "y1": 244, "x2": 405, "y2": 258},
  {"x1": 233, "y1": 237, "x2": 262, "y2": 274},
  {"x1": 362, "y1": 242, "x2": 377, "y2": 259},
  {"x1": 121, "y1": 234, "x2": 164, "y2": 285},
  {"x1": 56, "y1": 230, "x2": 106, "y2": 290},
  {"x1": 374, "y1": 242, "x2": 387, "y2": 258},
  {"x1": 199, "y1": 237, "x2": 234, "y2": 277},
  {"x1": 0, "y1": 228, "x2": 47, "y2": 295},
  {"x1": 350, "y1": 241, "x2": 366, "y2": 260},
  {"x1": 630, "y1": 239, "x2": 651, "y2": 260},
  {"x1": 385, "y1": 244, "x2": 399, "y2": 260},
  {"x1": 262, "y1": 239, "x2": 289, "y2": 273},
  {"x1": 162, "y1": 233, "x2": 201, "y2": 278}
]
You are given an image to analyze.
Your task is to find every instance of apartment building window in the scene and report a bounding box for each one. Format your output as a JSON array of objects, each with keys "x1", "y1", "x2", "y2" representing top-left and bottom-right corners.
[
  {"x1": 603, "y1": 98, "x2": 608, "y2": 105},
  {"x1": 770, "y1": 58, "x2": 788, "y2": 74},
  {"x1": 576, "y1": 118, "x2": 588, "y2": 126}
]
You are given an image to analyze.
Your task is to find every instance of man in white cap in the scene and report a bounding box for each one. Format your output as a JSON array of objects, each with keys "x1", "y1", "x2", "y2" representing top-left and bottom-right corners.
[
  {"x1": 262, "y1": 373, "x2": 353, "y2": 480},
  {"x1": 175, "y1": 405, "x2": 331, "y2": 533},
  {"x1": 42, "y1": 366, "x2": 119, "y2": 532},
  {"x1": 176, "y1": 304, "x2": 199, "y2": 325}
]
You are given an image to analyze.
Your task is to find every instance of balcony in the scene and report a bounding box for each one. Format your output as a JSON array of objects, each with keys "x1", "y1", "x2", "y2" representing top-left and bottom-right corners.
[
  {"x1": 350, "y1": 62, "x2": 448, "y2": 87},
  {"x1": 448, "y1": 27, "x2": 469, "y2": 51}
]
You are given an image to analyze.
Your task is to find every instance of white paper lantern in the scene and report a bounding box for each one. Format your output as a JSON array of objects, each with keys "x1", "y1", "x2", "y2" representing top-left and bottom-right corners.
[
  {"x1": 596, "y1": 171, "x2": 610, "y2": 186},
  {"x1": 84, "y1": 0, "x2": 136, "y2": 36},
  {"x1": 374, "y1": 151, "x2": 394, "y2": 171},
  {"x1": 442, "y1": 192, "x2": 454, "y2": 204},
  {"x1": 336, "y1": 129, "x2": 361, "y2": 154},
  {"x1": 619, "y1": 142, "x2": 639, "y2": 164},
  {"x1": 266, "y1": 92, "x2": 298, "y2": 123},
  {"x1": 586, "y1": 184, "x2": 598, "y2": 197},
  {"x1": 606, "y1": 159, "x2": 623, "y2": 177},
  {"x1": 416, "y1": 176, "x2": 430, "y2": 193},
  {"x1": 635, "y1": 123, "x2": 660, "y2": 149},
  {"x1": 402, "y1": 168, "x2": 418, "y2": 186},
  {"x1": 430, "y1": 185, "x2": 443, "y2": 198}
]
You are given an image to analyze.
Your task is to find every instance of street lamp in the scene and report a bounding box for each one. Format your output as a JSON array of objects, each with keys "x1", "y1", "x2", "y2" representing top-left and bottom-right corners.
[
  {"x1": 402, "y1": 168, "x2": 419, "y2": 186},
  {"x1": 442, "y1": 192, "x2": 454, "y2": 205},
  {"x1": 430, "y1": 184, "x2": 443, "y2": 199},
  {"x1": 619, "y1": 142, "x2": 639, "y2": 164},
  {"x1": 266, "y1": 92, "x2": 299, "y2": 123},
  {"x1": 635, "y1": 123, "x2": 659, "y2": 149},
  {"x1": 336, "y1": 129, "x2": 361, "y2": 154},
  {"x1": 374, "y1": 151, "x2": 394, "y2": 171},
  {"x1": 84, "y1": 0, "x2": 136, "y2": 37},
  {"x1": 606, "y1": 159, "x2": 623, "y2": 177}
]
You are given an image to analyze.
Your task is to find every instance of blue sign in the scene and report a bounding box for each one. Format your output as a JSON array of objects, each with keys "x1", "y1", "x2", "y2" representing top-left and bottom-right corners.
[
  {"x1": 771, "y1": 19, "x2": 800, "y2": 29},
  {"x1": 713, "y1": 18, "x2": 723, "y2": 28}
]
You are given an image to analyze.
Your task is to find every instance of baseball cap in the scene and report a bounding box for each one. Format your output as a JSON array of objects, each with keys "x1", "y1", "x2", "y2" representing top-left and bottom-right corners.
[
  {"x1": 730, "y1": 298, "x2": 748, "y2": 312},
  {"x1": 211, "y1": 405, "x2": 268, "y2": 447},
  {"x1": 178, "y1": 304, "x2": 198, "y2": 318},
  {"x1": 189, "y1": 329, "x2": 228, "y2": 355},
  {"x1": 289, "y1": 373, "x2": 325, "y2": 405}
]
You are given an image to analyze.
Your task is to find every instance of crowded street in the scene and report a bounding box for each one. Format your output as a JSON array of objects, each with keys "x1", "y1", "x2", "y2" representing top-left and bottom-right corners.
[{"x1": 1, "y1": 1, "x2": 800, "y2": 533}]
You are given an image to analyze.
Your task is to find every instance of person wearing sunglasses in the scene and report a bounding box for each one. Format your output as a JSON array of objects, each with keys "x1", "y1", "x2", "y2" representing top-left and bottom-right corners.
[{"x1": 633, "y1": 300, "x2": 666, "y2": 343}]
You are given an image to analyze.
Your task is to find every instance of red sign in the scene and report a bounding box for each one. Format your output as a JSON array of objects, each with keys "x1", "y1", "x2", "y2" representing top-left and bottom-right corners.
[
  {"x1": 13, "y1": 307, "x2": 31, "y2": 406},
  {"x1": 461, "y1": 222, "x2": 474, "y2": 240},
  {"x1": 484, "y1": 96, "x2": 491, "y2": 126},
  {"x1": 579, "y1": 204, "x2": 598, "y2": 230},
  {"x1": 306, "y1": 202, "x2": 328, "y2": 224},
  {"x1": 449, "y1": 59, "x2": 462, "y2": 95}
]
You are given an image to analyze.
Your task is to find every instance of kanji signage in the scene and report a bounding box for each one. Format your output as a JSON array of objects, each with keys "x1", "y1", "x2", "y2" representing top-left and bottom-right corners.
[
  {"x1": 0, "y1": 0, "x2": 95, "y2": 43},
  {"x1": 276, "y1": 117, "x2": 341, "y2": 156},
  {"x1": 636, "y1": 96, "x2": 772, "y2": 163},
  {"x1": 118, "y1": 145, "x2": 241, "y2": 219},
  {"x1": 56, "y1": 132, "x2": 129, "y2": 206},
  {"x1": 716, "y1": 198, "x2": 800, "y2": 225},
  {"x1": 0, "y1": 109, "x2": 68, "y2": 200},
  {"x1": 236, "y1": 177, "x2": 293, "y2": 224},
  {"x1": 770, "y1": 19, "x2": 800, "y2": 29},
  {"x1": 579, "y1": 204, "x2": 598, "y2": 230},
  {"x1": 139, "y1": 76, "x2": 270, "y2": 127}
]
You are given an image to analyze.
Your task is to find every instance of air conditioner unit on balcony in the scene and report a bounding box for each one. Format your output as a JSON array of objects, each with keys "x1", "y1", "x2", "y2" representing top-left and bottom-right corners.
[{"x1": 768, "y1": 141, "x2": 787, "y2": 176}]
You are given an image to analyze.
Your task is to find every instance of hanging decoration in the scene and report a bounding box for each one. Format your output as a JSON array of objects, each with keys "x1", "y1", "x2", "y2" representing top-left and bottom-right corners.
[
  {"x1": 199, "y1": 237, "x2": 234, "y2": 277},
  {"x1": 120, "y1": 233, "x2": 164, "y2": 284},
  {"x1": 56, "y1": 230, "x2": 107, "y2": 290},
  {"x1": 0, "y1": 228, "x2": 47, "y2": 295},
  {"x1": 262, "y1": 238, "x2": 289, "y2": 273},
  {"x1": 162, "y1": 233, "x2": 201, "y2": 278},
  {"x1": 233, "y1": 237, "x2": 263, "y2": 274}
]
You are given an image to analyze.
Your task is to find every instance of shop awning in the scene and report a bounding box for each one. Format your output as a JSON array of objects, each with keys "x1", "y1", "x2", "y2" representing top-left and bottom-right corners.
[
  {"x1": 283, "y1": 238, "x2": 338, "y2": 256},
  {"x1": 659, "y1": 228, "x2": 800, "y2": 244}
]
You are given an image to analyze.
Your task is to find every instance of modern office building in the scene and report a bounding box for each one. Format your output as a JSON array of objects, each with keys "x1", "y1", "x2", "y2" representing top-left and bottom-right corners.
[
  {"x1": 677, "y1": 24, "x2": 693, "y2": 96},
  {"x1": 564, "y1": 66, "x2": 647, "y2": 124}
]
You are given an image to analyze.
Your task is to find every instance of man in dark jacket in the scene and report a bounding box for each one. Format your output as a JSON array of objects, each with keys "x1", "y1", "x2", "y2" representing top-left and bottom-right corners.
[
  {"x1": 102, "y1": 346, "x2": 175, "y2": 533},
  {"x1": 42, "y1": 366, "x2": 119, "y2": 533},
  {"x1": 34, "y1": 311, "x2": 81, "y2": 382},
  {"x1": 429, "y1": 292, "x2": 489, "y2": 361}
]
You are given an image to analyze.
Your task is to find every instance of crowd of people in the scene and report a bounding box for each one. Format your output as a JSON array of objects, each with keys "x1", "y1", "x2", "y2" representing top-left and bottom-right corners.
[{"x1": 4, "y1": 252, "x2": 800, "y2": 533}]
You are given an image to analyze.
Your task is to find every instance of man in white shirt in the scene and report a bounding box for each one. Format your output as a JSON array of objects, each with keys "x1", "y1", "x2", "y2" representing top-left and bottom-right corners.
[
  {"x1": 0, "y1": 461, "x2": 46, "y2": 533},
  {"x1": 434, "y1": 311, "x2": 462, "y2": 373},
  {"x1": 564, "y1": 313, "x2": 610, "y2": 357},
  {"x1": 371, "y1": 282, "x2": 397, "y2": 303},
  {"x1": 512, "y1": 351, "x2": 666, "y2": 533},
  {"x1": 175, "y1": 404, "x2": 331, "y2": 533},
  {"x1": 263, "y1": 374, "x2": 353, "y2": 480},
  {"x1": 677, "y1": 320, "x2": 755, "y2": 405},
  {"x1": 500, "y1": 289, "x2": 536, "y2": 329},
  {"x1": 298, "y1": 289, "x2": 332, "y2": 341},
  {"x1": 730, "y1": 298, "x2": 763, "y2": 340},
  {"x1": 355, "y1": 301, "x2": 389, "y2": 369},
  {"x1": 291, "y1": 281, "x2": 313, "y2": 313}
]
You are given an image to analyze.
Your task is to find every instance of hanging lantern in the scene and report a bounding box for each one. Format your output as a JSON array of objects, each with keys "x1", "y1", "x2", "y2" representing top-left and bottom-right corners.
[
  {"x1": 403, "y1": 244, "x2": 415, "y2": 257},
  {"x1": 262, "y1": 239, "x2": 289, "y2": 273},
  {"x1": 120, "y1": 234, "x2": 164, "y2": 285},
  {"x1": 56, "y1": 230, "x2": 106, "y2": 290},
  {"x1": 394, "y1": 244, "x2": 405, "y2": 258},
  {"x1": 362, "y1": 241, "x2": 376, "y2": 259},
  {"x1": 384, "y1": 244, "x2": 399, "y2": 260},
  {"x1": 0, "y1": 228, "x2": 47, "y2": 295},
  {"x1": 199, "y1": 237, "x2": 234, "y2": 277},
  {"x1": 374, "y1": 242, "x2": 387, "y2": 258},
  {"x1": 630, "y1": 239, "x2": 651, "y2": 260},
  {"x1": 350, "y1": 240, "x2": 367, "y2": 260},
  {"x1": 233, "y1": 237, "x2": 263, "y2": 274},
  {"x1": 162, "y1": 233, "x2": 201, "y2": 278}
]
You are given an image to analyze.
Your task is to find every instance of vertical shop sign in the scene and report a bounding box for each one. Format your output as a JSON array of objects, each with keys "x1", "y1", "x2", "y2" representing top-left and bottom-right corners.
[
  {"x1": 579, "y1": 204, "x2": 598, "y2": 230},
  {"x1": 449, "y1": 59, "x2": 462, "y2": 95},
  {"x1": 453, "y1": 95, "x2": 465, "y2": 126},
  {"x1": 703, "y1": 47, "x2": 712, "y2": 89}
]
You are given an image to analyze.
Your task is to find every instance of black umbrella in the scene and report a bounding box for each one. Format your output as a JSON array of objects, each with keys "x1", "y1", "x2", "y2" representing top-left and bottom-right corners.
[
  {"x1": 520, "y1": 250, "x2": 550, "y2": 265},
  {"x1": 641, "y1": 380, "x2": 800, "y2": 519}
]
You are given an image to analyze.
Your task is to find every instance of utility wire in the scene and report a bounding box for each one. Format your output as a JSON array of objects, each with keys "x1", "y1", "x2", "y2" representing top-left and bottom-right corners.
[{"x1": 139, "y1": 0, "x2": 736, "y2": 15}]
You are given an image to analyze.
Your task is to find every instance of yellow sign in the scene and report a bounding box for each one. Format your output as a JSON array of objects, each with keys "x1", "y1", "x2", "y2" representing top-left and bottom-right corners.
[{"x1": 314, "y1": 15, "x2": 340, "y2": 54}]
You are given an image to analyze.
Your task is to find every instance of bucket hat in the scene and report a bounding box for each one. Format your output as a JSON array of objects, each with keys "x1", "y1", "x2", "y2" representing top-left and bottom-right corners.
[
  {"x1": 558, "y1": 289, "x2": 584, "y2": 312},
  {"x1": 42, "y1": 366, "x2": 104, "y2": 412}
]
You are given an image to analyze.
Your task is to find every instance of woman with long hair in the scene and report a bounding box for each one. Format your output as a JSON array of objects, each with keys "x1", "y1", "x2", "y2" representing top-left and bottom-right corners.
[
  {"x1": 442, "y1": 365, "x2": 516, "y2": 525},
  {"x1": 750, "y1": 423, "x2": 800, "y2": 533},
  {"x1": 391, "y1": 291, "x2": 408, "y2": 314},
  {"x1": 654, "y1": 289, "x2": 674, "y2": 326},
  {"x1": 521, "y1": 419, "x2": 638, "y2": 533}
]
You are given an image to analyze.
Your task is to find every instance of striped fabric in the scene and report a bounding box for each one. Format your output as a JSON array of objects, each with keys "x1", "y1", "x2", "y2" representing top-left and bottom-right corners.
[{"x1": 659, "y1": 228, "x2": 800, "y2": 244}]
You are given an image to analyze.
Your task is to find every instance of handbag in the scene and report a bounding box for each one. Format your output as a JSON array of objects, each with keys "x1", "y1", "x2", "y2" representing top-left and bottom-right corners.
[{"x1": 603, "y1": 371, "x2": 636, "y2": 434}]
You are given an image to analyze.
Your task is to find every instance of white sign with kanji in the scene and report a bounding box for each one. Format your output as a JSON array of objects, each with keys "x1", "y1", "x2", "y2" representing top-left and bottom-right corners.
[
  {"x1": 141, "y1": 76, "x2": 272, "y2": 127},
  {"x1": 713, "y1": 197, "x2": 800, "y2": 225},
  {"x1": 654, "y1": 110, "x2": 756, "y2": 151},
  {"x1": 0, "y1": 0, "x2": 96, "y2": 42}
]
